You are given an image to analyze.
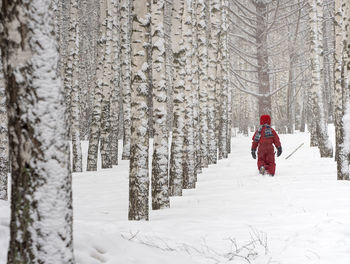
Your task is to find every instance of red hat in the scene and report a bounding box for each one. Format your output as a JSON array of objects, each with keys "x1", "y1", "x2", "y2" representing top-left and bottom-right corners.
[{"x1": 260, "y1": 115, "x2": 271, "y2": 125}]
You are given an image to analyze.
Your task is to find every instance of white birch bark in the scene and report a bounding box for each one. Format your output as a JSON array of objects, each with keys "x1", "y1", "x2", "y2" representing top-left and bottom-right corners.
[
  {"x1": 218, "y1": 0, "x2": 228, "y2": 160},
  {"x1": 66, "y1": 0, "x2": 82, "y2": 172},
  {"x1": 192, "y1": 0, "x2": 201, "y2": 176},
  {"x1": 111, "y1": 0, "x2": 121, "y2": 165},
  {"x1": 121, "y1": 0, "x2": 132, "y2": 160},
  {"x1": 196, "y1": 0, "x2": 209, "y2": 168},
  {"x1": 335, "y1": 0, "x2": 350, "y2": 180},
  {"x1": 207, "y1": 0, "x2": 220, "y2": 164},
  {"x1": 309, "y1": 0, "x2": 333, "y2": 157},
  {"x1": 182, "y1": 0, "x2": 196, "y2": 189},
  {"x1": 87, "y1": 0, "x2": 107, "y2": 171},
  {"x1": 100, "y1": 0, "x2": 114, "y2": 169},
  {"x1": 128, "y1": 0, "x2": 151, "y2": 220},
  {"x1": 169, "y1": 0, "x2": 185, "y2": 196},
  {"x1": 0, "y1": 48, "x2": 8, "y2": 201},
  {"x1": 151, "y1": 0, "x2": 170, "y2": 210},
  {"x1": 1, "y1": 0, "x2": 74, "y2": 261}
]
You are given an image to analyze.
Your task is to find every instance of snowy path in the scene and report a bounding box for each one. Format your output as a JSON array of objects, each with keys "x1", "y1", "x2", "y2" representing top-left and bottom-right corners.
[{"x1": 1, "y1": 128, "x2": 350, "y2": 263}]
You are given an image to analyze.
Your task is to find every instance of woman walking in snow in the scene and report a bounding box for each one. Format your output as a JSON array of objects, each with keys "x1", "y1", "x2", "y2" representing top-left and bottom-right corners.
[{"x1": 251, "y1": 115, "x2": 282, "y2": 176}]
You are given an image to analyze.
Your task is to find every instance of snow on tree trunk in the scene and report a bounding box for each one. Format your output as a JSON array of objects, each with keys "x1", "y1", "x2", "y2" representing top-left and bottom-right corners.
[
  {"x1": 335, "y1": 0, "x2": 350, "y2": 180},
  {"x1": 78, "y1": 0, "x2": 92, "y2": 140},
  {"x1": 128, "y1": 0, "x2": 151, "y2": 220},
  {"x1": 196, "y1": 0, "x2": 209, "y2": 168},
  {"x1": 65, "y1": 0, "x2": 83, "y2": 173},
  {"x1": 87, "y1": 0, "x2": 107, "y2": 171},
  {"x1": 308, "y1": 0, "x2": 333, "y2": 158},
  {"x1": 1, "y1": 0, "x2": 75, "y2": 262},
  {"x1": 169, "y1": 0, "x2": 185, "y2": 197},
  {"x1": 192, "y1": 0, "x2": 201, "y2": 176},
  {"x1": 207, "y1": 0, "x2": 220, "y2": 165},
  {"x1": 121, "y1": 0, "x2": 132, "y2": 160},
  {"x1": 182, "y1": 0, "x2": 196, "y2": 189},
  {"x1": 164, "y1": 0, "x2": 174, "y2": 133},
  {"x1": 0, "y1": 48, "x2": 8, "y2": 201},
  {"x1": 100, "y1": 0, "x2": 114, "y2": 169},
  {"x1": 111, "y1": 0, "x2": 121, "y2": 166},
  {"x1": 151, "y1": 0, "x2": 170, "y2": 210},
  {"x1": 218, "y1": 0, "x2": 228, "y2": 160}
]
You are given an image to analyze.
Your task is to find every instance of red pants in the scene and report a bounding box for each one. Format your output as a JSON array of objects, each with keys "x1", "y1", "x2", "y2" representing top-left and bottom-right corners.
[{"x1": 257, "y1": 144, "x2": 276, "y2": 175}]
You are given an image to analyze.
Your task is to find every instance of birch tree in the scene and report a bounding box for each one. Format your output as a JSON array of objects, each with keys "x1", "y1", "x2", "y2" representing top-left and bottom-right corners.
[
  {"x1": 111, "y1": 0, "x2": 121, "y2": 165},
  {"x1": 197, "y1": 0, "x2": 209, "y2": 168},
  {"x1": 218, "y1": 0, "x2": 229, "y2": 160},
  {"x1": 0, "y1": 48, "x2": 8, "y2": 201},
  {"x1": 169, "y1": 0, "x2": 185, "y2": 196},
  {"x1": 87, "y1": 0, "x2": 107, "y2": 171},
  {"x1": 65, "y1": 0, "x2": 83, "y2": 172},
  {"x1": 151, "y1": 0, "x2": 170, "y2": 210},
  {"x1": 182, "y1": 0, "x2": 196, "y2": 189},
  {"x1": 128, "y1": 0, "x2": 151, "y2": 220},
  {"x1": 100, "y1": 0, "x2": 114, "y2": 169},
  {"x1": 308, "y1": 0, "x2": 333, "y2": 157},
  {"x1": 1, "y1": 0, "x2": 75, "y2": 261},
  {"x1": 207, "y1": 0, "x2": 220, "y2": 165},
  {"x1": 121, "y1": 0, "x2": 132, "y2": 160},
  {"x1": 191, "y1": 0, "x2": 201, "y2": 176},
  {"x1": 335, "y1": 0, "x2": 350, "y2": 180}
]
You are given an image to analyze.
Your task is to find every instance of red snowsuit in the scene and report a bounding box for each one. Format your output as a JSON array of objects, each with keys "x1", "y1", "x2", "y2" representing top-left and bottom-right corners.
[{"x1": 251, "y1": 115, "x2": 281, "y2": 176}]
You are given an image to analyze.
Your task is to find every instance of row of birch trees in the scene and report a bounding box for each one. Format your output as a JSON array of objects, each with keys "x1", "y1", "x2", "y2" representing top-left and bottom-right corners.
[{"x1": 1, "y1": 0, "x2": 233, "y2": 221}]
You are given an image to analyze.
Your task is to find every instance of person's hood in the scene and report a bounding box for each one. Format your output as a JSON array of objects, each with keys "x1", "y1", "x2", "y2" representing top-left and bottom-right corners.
[{"x1": 260, "y1": 115, "x2": 271, "y2": 125}]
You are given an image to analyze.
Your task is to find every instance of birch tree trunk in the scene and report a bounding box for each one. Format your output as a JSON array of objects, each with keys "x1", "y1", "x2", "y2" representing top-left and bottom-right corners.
[
  {"x1": 335, "y1": 0, "x2": 349, "y2": 180},
  {"x1": 192, "y1": 0, "x2": 201, "y2": 176},
  {"x1": 207, "y1": 0, "x2": 220, "y2": 165},
  {"x1": 128, "y1": 0, "x2": 151, "y2": 220},
  {"x1": 151, "y1": 0, "x2": 170, "y2": 210},
  {"x1": 197, "y1": 0, "x2": 209, "y2": 168},
  {"x1": 218, "y1": 0, "x2": 228, "y2": 160},
  {"x1": 87, "y1": 0, "x2": 107, "y2": 171},
  {"x1": 121, "y1": 0, "x2": 132, "y2": 160},
  {"x1": 0, "y1": 48, "x2": 8, "y2": 201},
  {"x1": 100, "y1": 0, "x2": 114, "y2": 169},
  {"x1": 182, "y1": 0, "x2": 196, "y2": 189},
  {"x1": 1, "y1": 0, "x2": 75, "y2": 261},
  {"x1": 66, "y1": 0, "x2": 83, "y2": 172},
  {"x1": 169, "y1": 0, "x2": 185, "y2": 196},
  {"x1": 309, "y1": 0, "x2": 333, "y2": 157},
  {"x1": 111, "y1": 0, "x2": 121, "y2": 165}
]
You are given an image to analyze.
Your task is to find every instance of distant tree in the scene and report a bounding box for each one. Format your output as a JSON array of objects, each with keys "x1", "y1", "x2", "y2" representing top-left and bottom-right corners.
[
  {"x1": 1, "y1": 0, "x2": 75, "y2": 262},
  {"x1": 308, "y1": 0, "x2": 333, "y2": 157},
  {"x1": 128, "y1": 0, "x2": 151, "y2": 220}
]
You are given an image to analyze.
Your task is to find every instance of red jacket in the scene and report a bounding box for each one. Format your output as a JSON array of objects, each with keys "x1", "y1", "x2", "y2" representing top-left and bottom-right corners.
[
  {"x1": 251, "y1": 126, "x2": 281, "y2": 151},
  {"x1": 251, "y1": 115, "x2": 281, "y2": 151}
]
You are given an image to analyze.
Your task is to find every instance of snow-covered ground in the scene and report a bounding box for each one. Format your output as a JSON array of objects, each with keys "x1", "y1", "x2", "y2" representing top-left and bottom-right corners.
[{"x1": 1, "y1": 126, "x2": 350, "y2": 263}]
